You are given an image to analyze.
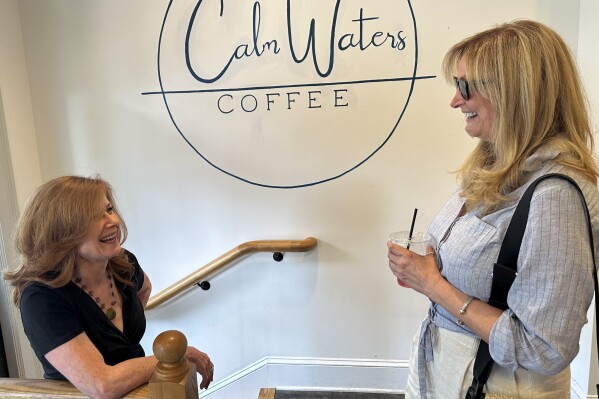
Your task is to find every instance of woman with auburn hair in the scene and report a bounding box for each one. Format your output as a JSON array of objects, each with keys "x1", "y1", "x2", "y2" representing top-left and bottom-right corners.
[
  {"x1": 387, "y1": 20, "x2": 599, "y2": 398},
  {"x1": 4, "y1": 175, "x2": 214, "y2": 399}
]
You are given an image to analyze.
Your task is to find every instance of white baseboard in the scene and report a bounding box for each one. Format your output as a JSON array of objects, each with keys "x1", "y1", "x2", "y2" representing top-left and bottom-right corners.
[
  {"x1": 200, "y1": 356, "x2": 409, "y2": 399},
  {"x1": 572, "y1": 375, "x2": 598, "y2": 399},
  {"x1": 571, "y1": 376, "x2": 584, "y2": 399}
]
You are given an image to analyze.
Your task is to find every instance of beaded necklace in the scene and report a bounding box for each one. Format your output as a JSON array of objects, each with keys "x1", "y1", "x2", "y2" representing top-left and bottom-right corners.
[{"x1": 74, "y1": 270, "x2": 118, "y2": 320}]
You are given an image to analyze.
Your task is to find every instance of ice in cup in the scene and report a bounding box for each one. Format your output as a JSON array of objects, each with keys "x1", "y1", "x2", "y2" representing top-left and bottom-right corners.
[{"x1": 389, "y1": 231, "x2": 431, "y2": 256}]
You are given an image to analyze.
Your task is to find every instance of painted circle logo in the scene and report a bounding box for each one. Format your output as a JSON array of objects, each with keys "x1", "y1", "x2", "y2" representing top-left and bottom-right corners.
[{"x1": 147, "y1": 0, "x2": 431, "y2": 188}]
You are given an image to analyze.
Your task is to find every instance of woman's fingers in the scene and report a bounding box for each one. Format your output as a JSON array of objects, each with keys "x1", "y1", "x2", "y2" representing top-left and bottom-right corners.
[
  {"x1": 397, "y1": 277, "x2": 411, "y2": 288},
  {"x1": 388, "y1": 242, "x2": 439, "y2": 292},
  {"x1": 185, "y1": 346, "x2": 214, "y2": 389}
]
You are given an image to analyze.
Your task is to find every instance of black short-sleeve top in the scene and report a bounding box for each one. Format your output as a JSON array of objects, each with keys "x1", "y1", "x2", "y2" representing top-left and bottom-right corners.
[{"x1": 20, "y1": 250, "x2": 147, "y2": 380}]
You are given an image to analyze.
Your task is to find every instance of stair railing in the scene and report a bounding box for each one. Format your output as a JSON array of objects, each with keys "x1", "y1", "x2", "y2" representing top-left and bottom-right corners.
[
  {"x1": 0, "y1": 330, "x2": 195, "y2": 398},
  {"x1": 145, "y1": 237, "x2": 317, "y2": 310}
]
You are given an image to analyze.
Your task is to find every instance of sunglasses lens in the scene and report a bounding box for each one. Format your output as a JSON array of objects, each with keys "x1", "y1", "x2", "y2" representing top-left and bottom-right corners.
[
  {"x1": 454, "y1": 78, "x2": 470, "y2": 100},
  {"x1": 460, "y1": 80, "x2": 469, "y2": 100}
]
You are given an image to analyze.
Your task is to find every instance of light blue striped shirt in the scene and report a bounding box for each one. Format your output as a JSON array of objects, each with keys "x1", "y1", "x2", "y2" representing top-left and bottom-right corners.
[{"x1": 417, "y1": 146, "x2": 599, "y2": 397}]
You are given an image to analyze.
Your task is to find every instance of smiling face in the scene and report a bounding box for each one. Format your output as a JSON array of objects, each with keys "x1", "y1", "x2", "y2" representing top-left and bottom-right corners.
[
  {"x1": 76, "y1": 196, "x2": 122, "y2": 269},
  {"x1": 450, "y1": 58, "x2": 495, "y2": 142}
]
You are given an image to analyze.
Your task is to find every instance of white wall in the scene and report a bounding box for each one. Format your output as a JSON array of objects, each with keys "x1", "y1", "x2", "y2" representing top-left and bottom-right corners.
[
  {"x1": 2, "y1": 0, "x2": 597, "y2": 397},
  {"x1": 574, "y1": 0, "x2": 599, "y2": 397},
  {"x1": 0, "y1": 0, "x2": 44, "y2": 379},
  {"x1": 0, "y1": 0, "x2": 41, "y2": 209}
]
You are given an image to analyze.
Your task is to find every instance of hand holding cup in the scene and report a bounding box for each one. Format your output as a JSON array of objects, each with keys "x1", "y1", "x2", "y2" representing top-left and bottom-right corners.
[{"x1": 388, "y1": 231, "x2": 432, "y2": 287}]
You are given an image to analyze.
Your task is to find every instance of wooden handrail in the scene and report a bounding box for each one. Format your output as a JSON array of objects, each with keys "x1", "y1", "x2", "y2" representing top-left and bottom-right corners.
[
  {"x1": 0, "y1": 378, "x2": 148, "y2": 398},
  {"x1": 145, "y1": 237, "x2": 317, "y2": 310}
]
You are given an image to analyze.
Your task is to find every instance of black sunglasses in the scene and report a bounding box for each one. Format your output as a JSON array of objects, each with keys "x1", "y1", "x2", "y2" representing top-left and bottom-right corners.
[{"x1": 453, "y1": 77, "x2": 471, "y2": 100}]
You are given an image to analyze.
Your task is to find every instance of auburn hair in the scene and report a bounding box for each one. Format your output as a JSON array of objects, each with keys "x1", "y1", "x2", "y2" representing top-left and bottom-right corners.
[{"x1": 4, "y1": 175, "x2": 134, "y2": 305}]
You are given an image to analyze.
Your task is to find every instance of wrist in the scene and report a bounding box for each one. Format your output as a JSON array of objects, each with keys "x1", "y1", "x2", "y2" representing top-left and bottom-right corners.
[
  {"x1": 457, "y1": 296, "x2": 474, "y2": 326},
  {"x1": 424, "y1": 274, "x2": 450, "y2": 303}
]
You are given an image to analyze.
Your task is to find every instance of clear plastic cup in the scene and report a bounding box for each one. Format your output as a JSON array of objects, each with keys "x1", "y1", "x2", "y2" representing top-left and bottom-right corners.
[{"x1": 388, "y1": 231, "x2": 431, "y2": 256}]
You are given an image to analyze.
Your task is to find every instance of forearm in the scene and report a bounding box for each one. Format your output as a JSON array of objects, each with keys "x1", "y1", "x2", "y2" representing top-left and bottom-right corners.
[
  {"x1": 46, "y1": 336, "x2": 158, "y2": 399},
  {"x1": 387, "y1": 241, "x2": 504, "y2": 341},
  {"x1": 426, "y1": 277, "x2": 503, "y2": 343},
  {"x1": 71, "y1": 355, "x2": 157, "y2": 399},
  {"x1": 97, "y1": 356, "x2": 158, "y2": 398}
]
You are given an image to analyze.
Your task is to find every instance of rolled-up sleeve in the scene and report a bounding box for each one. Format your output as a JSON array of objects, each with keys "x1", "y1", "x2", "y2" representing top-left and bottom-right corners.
[{"x1": 489, "y1": 181, "x2": 595, "y2": 374}]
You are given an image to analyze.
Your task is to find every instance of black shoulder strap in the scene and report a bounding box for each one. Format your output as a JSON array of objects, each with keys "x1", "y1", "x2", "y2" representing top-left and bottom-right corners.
[
  {"x1": 466, "y1": 173, "x2": 599, "y2": 399},
  {"x1": 489, "y1": 173, "x2": 584, "y2": 308}
]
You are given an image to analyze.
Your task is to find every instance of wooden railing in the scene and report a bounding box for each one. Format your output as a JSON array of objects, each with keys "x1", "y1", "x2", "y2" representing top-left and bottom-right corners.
[
  {"x1": 0, "y1": 330, "x2": 196, "y2": 399},
  {"x1": 0, "y1": 379, "x2": 148, "y2": 398},
  {"x1": 146, "y1": 237, "x2": 318, "y2": 310},
  {"x1": 259, "y1": 388, "x2": 276, "y2": 399}
]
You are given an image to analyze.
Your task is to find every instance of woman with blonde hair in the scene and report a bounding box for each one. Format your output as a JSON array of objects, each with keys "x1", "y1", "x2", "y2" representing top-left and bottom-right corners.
[
  {"x1": 5, "y1": 175, "x2": 214, "y2": 399},
  {"x1": 388, "y1": 20, "x2": 599, "y2": 398}
]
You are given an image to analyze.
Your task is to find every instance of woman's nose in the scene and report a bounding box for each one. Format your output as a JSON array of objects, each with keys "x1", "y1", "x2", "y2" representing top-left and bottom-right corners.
[
  {"x1": 449, "y1": 89, "x2": 464, "y2": 108},
  {"x1": 107, "y1": 212, "x2": 120, "y2": 225}
]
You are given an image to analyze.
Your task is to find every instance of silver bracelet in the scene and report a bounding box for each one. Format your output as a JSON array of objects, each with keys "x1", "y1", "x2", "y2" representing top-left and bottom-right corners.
[
  {"x1": 460, "y1": 296, "x2": 474, "y2": 314},
  {"x1": 457, "y1": 296, "x2": 474, "y2": 326}
]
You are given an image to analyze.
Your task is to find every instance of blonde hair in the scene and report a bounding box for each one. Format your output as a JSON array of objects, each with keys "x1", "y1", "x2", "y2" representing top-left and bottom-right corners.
[
  {"x1": 4, "y1": 175, "x2": 134, "y2": 305},
  {"x1": 443, "y1": 19, "x2": 598, "y2": 212}
]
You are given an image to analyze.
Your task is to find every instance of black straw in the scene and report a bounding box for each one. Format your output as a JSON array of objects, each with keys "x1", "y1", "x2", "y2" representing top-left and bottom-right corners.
[{"x1": 406, "y1": 208, "x2": 418, "y2": 250}]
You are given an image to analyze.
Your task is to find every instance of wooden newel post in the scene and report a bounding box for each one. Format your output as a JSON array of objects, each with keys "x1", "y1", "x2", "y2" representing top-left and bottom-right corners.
[{"x1": 149, "y1": 330, "x2": 199, "y2": 399}]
